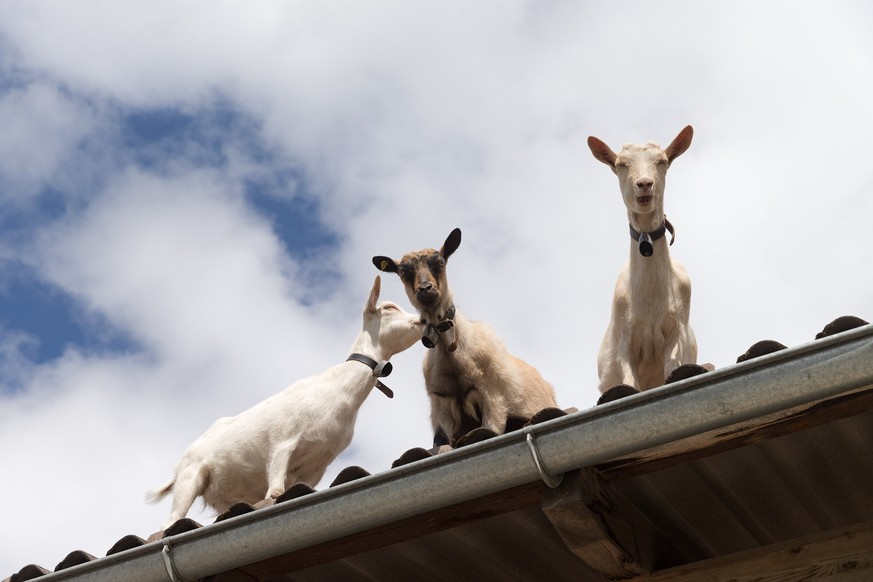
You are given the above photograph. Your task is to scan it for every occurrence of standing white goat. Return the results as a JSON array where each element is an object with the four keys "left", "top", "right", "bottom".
[
  {"left": 373, "top": 228, "right": 557, "bottom": 445},
  {"left": 587, "top": 126, "right": 698, "bottom": 392},
  {"left": 147, "top": 276, "right": 422, "bottom": 529}
]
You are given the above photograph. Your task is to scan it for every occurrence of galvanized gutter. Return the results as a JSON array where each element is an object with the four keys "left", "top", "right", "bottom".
[{"left": 37, "top": 325, "right": 873, "bottom": 582}]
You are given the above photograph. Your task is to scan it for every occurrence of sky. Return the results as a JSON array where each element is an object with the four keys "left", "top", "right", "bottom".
[{"left": 1, "top": 0, "right": 872, "bottom": 574}]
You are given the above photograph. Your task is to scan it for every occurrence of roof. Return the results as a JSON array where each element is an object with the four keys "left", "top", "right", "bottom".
[{"left": 7, "top": 315, "right": 873, "bottom": 582}]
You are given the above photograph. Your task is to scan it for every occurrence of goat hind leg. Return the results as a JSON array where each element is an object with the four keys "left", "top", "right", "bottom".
[{"left": 164, "top": 464, "right": 209, "bottom": 529}]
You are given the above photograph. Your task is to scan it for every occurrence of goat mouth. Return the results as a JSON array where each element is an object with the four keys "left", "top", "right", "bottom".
[
  {"left": 635, "top": 195, "right": 654, "bottom": 205},
  {"left": 415, "top": 290, "right": 439, "bottom": 307}
]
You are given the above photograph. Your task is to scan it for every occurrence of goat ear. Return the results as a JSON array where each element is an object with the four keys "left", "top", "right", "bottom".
[
  {"left": 441, "top": 228, "right": 462, "bottom": 260},
  {"left": 665, "top": 125, "right": 694, "bottom": 163},
  {"left": 587, "top": 136, "right": 617, "bottom": 172},
  {"left": 365, "top": 275, "right": 381, "bottom": 313},
  {"left": 372, "top": 256, "right": 398, "bottom": 273}
]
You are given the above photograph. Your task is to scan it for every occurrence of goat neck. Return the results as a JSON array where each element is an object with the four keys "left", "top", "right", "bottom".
[
  {"left": 628, "top": 206, "right": 665, "bottom": 238},
  {"left": 336, "top": 332, "right": 390, "bottom": 401},
  {"left": 626, "top": 219, "right": 677, "bottom": 321},
  {"left": 349, "top": 326, "right": 390, "bottom": 364}
]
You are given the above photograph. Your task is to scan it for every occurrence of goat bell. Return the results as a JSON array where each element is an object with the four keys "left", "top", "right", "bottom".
[
  {"left": 638, "top": 232, "right": 654, "bottom": 257},
  {"left": 422, "top": 325, "right": 439, "bottom": 349}
]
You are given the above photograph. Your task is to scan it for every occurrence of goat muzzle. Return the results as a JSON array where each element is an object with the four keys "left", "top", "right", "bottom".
[{"left": 415, "top": 289, "right": 438, "bottom": 307}]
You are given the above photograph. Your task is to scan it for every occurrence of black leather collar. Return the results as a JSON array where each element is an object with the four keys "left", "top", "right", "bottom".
[
  {"left": 629, "top": 217, "right": 675, "bottom": 257},
  {"left": 346, "top": 353, "right": 394, "bottom": 398}
]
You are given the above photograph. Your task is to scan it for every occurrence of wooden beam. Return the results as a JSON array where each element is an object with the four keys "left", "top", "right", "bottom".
[
  {"left": 635, "top": 519, "right": 873, "bottom": 582},
  {"left": 542, "top": 468, "right": 691, "bottom": 580}
]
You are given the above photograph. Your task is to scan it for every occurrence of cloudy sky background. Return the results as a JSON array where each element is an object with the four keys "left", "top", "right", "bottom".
[{"left": 2, "top": 1, "right": 872, "bottom": 573}]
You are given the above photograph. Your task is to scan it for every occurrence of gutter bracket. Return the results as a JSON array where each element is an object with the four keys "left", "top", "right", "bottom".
[
  {"left": 525, "top": 430, "right": 564, "bottom": 488},
  {"left": 162, "top": 540, "right": 186, "bottom": 582}
]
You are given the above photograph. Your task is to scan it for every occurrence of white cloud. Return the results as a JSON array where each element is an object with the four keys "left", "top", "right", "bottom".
[
  {"left": 0, "top": 83, "right": 104, "bottom": 200},
  {"left": 33, "top": 169, "right": 305, "bottom": 369}
]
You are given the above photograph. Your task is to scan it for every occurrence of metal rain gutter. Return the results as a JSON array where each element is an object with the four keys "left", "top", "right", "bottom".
[{"left": 37, "top": 324, "right": 873, "bottom": 582}]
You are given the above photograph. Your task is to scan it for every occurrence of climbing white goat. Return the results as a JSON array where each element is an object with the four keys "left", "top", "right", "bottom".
[
  {"left": 147, "top": 276, "right": 422, "bottom": 529},
  {"left": 374, "top": 228, "right": 557, "bottom": 445},
  {"left": 587, "top": 125, "right": 698, "bottom": 392}
]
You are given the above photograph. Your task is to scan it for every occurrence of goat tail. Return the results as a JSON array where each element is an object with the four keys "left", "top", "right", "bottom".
[{"left": 145, "top": 478, "right": 175, "bottom": 504}]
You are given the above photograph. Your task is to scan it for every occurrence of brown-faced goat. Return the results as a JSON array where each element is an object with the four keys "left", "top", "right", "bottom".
[
  {"left": 147, "top": 276, "right": 422, "bottom": 529},
  {"left": 374, "top": 228, "right": 557, "bottom": 445},
  {"left": 587, "top": 126, "right": 698, "bottom": 392}
]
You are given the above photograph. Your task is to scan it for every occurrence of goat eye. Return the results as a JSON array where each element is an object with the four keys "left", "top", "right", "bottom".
[
  {"left": 616, "top": 161, "right": 628, "bottom": 169},
  {"left": 398, "top": 264, "right": 414, "bottom": 280},
  {"left": 383, "top": 304, "right": 398, "bottom": 311}
]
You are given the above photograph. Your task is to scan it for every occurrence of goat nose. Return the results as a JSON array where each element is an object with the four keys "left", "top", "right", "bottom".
[
  {"left": 418, "top": 281, "right": 433, "bottom": 292},
  {"left": 636, "top": 178, "right": 654, "bottom": 190}
]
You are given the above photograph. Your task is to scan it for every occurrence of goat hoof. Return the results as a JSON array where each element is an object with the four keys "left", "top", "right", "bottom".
[{"left": 597, "top": 385, "right": 639, "bottom": 405}]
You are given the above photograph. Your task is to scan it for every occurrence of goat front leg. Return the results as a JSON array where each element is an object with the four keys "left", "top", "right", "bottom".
[
  {"left": 478, "top": 393, "right": 509, "bottom": 435},
  {"left": 265, "top": 438, "right": 301, "bottom": 500},
  {"left": 429, "top": 393, "right": 459, "bottom": 446},
  {"left": 612, "top": 331, "right": 642, "bottom": 389},
  {"left": 597, "top": 320, "right": 636, "bottom": 393},
  {"left": 664, "top": 324, "right": 698, "bottom": 378}
]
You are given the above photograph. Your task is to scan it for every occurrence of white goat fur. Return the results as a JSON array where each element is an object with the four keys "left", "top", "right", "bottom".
[
  {"left": 374, "top": 229, "right": 557, "bottom": 444},
  {"left": 588, "top": 126, "right": 698, "bottom": 392},
  {"left": 147, "top": 276, "right": 422, "bottom": 529}
]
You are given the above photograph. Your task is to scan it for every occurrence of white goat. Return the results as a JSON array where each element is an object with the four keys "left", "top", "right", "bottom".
[
  {"left": 374, "top": 228, "right": 557, "bottom": 445},
  {"left": 147, "top": 276, "right": 422, "bottom": 529},
  {"left": 587, "top": 126, "right": 698, "bottom": 392}
]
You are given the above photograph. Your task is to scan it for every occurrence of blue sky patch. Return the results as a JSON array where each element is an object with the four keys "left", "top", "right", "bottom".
[{"left": 0, "top": 261, "right": 140, "bottom": 366}]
